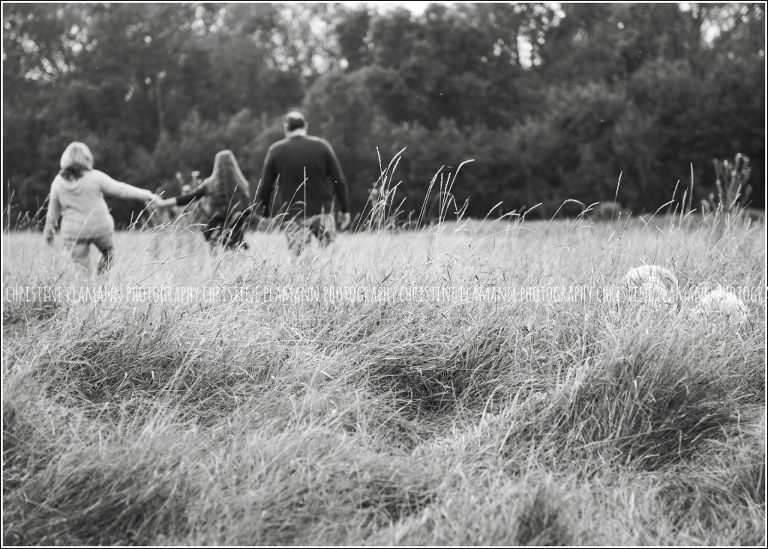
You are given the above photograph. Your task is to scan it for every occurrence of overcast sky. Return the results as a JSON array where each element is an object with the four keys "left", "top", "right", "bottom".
[{"left": 343, "top": 1, "right": 431, "bottom": 15}]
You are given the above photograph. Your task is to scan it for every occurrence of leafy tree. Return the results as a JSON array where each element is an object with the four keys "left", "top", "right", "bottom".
[{"left": 3, "top": 2, "right": 764, "bottom": 224}]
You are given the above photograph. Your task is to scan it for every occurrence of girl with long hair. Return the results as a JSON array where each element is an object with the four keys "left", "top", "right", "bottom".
[{"left": 155, "top": 150, "right": 254, "bottom": 250}]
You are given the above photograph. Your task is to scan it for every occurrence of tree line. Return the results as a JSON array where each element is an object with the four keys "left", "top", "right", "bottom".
[{"left": 3, "top": 2, "right": 764, "bottom": 226}]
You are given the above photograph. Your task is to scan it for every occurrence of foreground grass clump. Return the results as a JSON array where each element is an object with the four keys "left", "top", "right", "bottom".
[
  {"left": 2, "top": 211, "right": 765, "bottom": 545},
  {"left": 16, "top": 301, "right": 275, "bottom": 423},
  {"left": 501, "top": 323, "right": 746, "bottom": 472},
  {"left": 187, "top": 427, "right": 438, "bottom": 545},
  {"left": 657, "top": 428, "right": 766, "bottom": 546},
  {"left": 3, "top": 388, "right": 195, "bottom": 545}
]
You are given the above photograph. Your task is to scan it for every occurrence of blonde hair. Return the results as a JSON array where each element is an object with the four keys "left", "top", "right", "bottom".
[
  {"left": 59, "top": 142, "right": 94, "bottom": 181},
  {"left": 60, "top": 142, "right": 94, "bottom": 170}
]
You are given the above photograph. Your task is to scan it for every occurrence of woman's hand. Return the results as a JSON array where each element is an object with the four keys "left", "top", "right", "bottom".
[
  {"left": 153, "top": 197, "right": 177, "bottom": 209},
  {"left": 147, "top": 194, "right": 175, "bottom": 209}
]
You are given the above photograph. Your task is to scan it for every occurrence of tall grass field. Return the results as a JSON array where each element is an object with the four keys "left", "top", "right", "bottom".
[{"left": 2, "top": 205, "right": 765, "bottom": 545}]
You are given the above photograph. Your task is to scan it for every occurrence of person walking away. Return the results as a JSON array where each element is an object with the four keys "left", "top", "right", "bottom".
[
  {"left": 153, "top": 150, "right": 253, "bottom": 250},
  {"left": 253, "top": 111, "right": 351, "bottom": 256},
  {"left": 43, "top": 141, "right": 159, "bottom": 275}
]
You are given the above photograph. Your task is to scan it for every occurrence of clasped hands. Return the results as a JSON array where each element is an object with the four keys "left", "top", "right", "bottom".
[{"left": 146, "top": 194, "right": 176, "bottom": 210}]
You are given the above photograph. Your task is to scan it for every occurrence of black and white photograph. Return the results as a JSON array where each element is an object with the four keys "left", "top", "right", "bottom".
[{"left": 2, "top": 1, "right": 766, "bottom": 545}]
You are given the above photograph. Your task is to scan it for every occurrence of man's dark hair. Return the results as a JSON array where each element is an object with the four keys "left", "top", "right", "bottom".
[{"left": 284, "top": 111, "right": 307, "bottom": 132}]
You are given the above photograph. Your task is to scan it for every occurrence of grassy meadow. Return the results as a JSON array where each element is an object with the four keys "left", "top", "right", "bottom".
[{"left": 2, "top": 207, "right": 766, "bottom": 545}]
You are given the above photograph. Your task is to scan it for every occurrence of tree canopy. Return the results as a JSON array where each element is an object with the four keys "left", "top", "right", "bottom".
[{"left": 3, "top": 2, "right": 764, "bottom": 225}]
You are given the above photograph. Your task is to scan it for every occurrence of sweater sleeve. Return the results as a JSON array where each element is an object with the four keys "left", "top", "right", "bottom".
[
  {"left": 96, "top": 170, "right": 154, "bottom": 202},
  {"left": 174, "top": 184, "right": 208, "bottom": 207},
  {"left": 43, "top": 182, "right": 61, "bottom": 238},
  {"left": 254, "top": 147, "right": 277, "bottom": 217},
  {"left": 324, "top": 140, "right": 350, "bottom": 213}
]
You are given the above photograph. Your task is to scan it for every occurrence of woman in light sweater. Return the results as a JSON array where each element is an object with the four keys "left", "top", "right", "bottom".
[{"left": 43, "top": 142, "right": 159, "bottom": 274}]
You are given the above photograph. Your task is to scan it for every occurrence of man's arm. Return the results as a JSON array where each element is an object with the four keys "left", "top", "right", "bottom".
[
  {"left": 324, "top": 140, "right": 350, "bottom": 214},
  {"left": 254, "top": 147, "right": 277, "bottom": 217}
]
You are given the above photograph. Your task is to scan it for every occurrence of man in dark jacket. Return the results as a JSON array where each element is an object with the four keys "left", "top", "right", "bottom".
[{"left": 254, "top": 111, "right": 351, "bottom": 255}]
